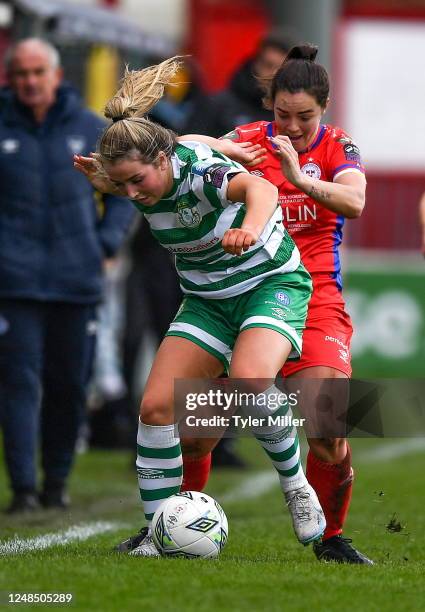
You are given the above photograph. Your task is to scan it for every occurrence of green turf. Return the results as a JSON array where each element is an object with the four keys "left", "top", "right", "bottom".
[{"left": 0, "top": 438, "right": 424, "bottom": 611}]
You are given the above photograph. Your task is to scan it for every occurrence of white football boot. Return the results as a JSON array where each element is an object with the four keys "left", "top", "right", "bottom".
[
  {"left": 285, "top": 483, "right": 326, "bottom": 545},
  {"left": 128, "top": 528, "right": 160, "bottom": 558}
]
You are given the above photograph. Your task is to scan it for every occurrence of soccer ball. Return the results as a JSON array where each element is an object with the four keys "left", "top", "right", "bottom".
[{"left": 151, "top": 491, "right": 228, "bottom": 558}]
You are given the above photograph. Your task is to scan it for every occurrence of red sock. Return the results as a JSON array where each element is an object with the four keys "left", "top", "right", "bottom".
[
  {"left": 306, "top": 444, "right": 353, "bottom": 540},
  {"left": 181, "top": 453, "right": 212, "bottom": 492}
]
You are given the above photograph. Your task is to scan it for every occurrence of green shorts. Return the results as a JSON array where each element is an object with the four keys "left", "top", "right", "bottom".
[{"left": 166, "top": 264, "right": 312, "bottom": 372}]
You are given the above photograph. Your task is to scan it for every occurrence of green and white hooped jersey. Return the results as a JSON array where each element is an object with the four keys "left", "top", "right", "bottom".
[{"left": 133, "top": 141, "right": 300, "bottom": 299}]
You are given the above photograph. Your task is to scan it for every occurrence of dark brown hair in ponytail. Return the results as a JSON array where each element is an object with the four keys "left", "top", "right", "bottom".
[{"left": 263, "top": 43, "right": 329, "bottom": 109}]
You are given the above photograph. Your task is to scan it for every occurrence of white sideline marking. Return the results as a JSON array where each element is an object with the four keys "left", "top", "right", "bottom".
[
  {"left": 357, "top": 438, "right": 425, "bottom": 462},
  {"left": 0, "top": 473, "right": 277, "bottom": 557},
  {"left": 0, "top": 520, "right": 123, "bottom": 556},
  {"left": 220, "top": 470, "right": 277, "bottom": 504}
]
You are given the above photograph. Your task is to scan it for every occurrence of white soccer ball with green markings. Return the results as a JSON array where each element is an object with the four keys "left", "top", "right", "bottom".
[{"left": 151, "top": 491, "right": 228, "bottom": 558}]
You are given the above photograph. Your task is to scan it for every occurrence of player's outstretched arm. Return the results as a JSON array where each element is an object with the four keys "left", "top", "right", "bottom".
[
  {"left": 178, "top": 134, "right": 266, "bottom": 167},
  {"left": 222, "top": 173, "right": 278, "bottom": 256}
]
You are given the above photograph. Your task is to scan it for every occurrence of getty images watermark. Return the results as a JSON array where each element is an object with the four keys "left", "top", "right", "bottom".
[
  {"left": 175, "top": 378, "right": 425, "bottom": 438},
  {"left": 176, "top": 383, "right": 305, "bottom": 434}
]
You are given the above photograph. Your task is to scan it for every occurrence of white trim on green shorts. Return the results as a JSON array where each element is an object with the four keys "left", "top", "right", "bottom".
[
  {"left": 239, "top": 315, "right": 302, "bottom": 359},
  {"left": 167, "top": 322, "right": 233, "bottom": 367}
]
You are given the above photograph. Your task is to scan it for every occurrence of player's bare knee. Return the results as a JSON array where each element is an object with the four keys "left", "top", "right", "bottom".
[
  {"left": 140, "top": 394, "right": 173, "bottom": 426},
  {"left": 320, "top": 437, "right": 344, "bottom": 450},
  {"left": 181, "top": 437, "right": 211, "bottom": 458},
  {"left": 229, "top": 368, "right": 273, "bottom": 395},
  {"left": 326, "top": 437, "right": 345, "bottom": 451},
  {"left": 310, "top": 437, "right": 346, "bottom": 462}
]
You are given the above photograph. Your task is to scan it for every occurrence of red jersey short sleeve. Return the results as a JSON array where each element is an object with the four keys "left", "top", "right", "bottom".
[{"left": 325, "top": 128, "right": 365, "bottom": 182}]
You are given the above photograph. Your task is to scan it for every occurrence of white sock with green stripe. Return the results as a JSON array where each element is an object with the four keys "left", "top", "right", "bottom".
[
  {"left": 136, "top": 420, "right": 183, "bottom": 525},
  {"left": 244, "top": 385, "right": 307, "bottom": 493}
]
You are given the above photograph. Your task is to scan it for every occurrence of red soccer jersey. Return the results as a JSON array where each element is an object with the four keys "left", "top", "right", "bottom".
[{"left": 230, "top": 121, "right": 365, "bottom": 289}]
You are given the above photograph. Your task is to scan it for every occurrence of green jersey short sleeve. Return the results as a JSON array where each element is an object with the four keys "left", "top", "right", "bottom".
[{"left": 133, "top": 141, "right": 300, "bottom": 299}]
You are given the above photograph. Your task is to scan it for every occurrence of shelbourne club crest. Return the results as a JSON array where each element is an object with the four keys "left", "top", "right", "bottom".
[
  {"left": 301, "top": 162, "right": 321, "bottom": 179},
  {"left": 177, "top": 200, "right": 201, "bottom": 228}
]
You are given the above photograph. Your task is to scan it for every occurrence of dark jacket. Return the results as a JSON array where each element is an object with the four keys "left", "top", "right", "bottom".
[
  {"left": 0, "top": 84, "right": 134, "bottom": 303},
  {"left": 185, "top": 58, "right": 274, "bottom": 137}
]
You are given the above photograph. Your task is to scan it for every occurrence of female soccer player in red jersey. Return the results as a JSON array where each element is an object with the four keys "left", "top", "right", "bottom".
[
  {"left": 224, "top": 43, "right": 372, "bottom": 564},
  {"left": 182, "top": 43, "right": 372, "bottom": 564}
]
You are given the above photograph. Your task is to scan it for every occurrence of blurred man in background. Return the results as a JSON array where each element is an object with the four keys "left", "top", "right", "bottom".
[
  {"left": 186, "top": 28, "right": 295, "bottom": 137},
  {"left": 0, "top": 38, "right": 133, "bottom": 513}
]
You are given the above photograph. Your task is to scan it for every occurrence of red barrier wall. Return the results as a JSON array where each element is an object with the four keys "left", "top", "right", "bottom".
[
  {"left": 346, "top": 172, "right": 424, "bottom": 250},
  {"left": 187, "top": 0, "right": 270, "bottom": 92}
]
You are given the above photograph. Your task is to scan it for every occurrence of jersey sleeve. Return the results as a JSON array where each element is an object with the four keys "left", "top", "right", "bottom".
[
  {"left": 327, "top": 132, "right": 366, "bottom": 181},
  {"left": 220, "top": 128, "right": 243, "bottom": 143},
  {"left": 189, "top": 156, "right": 247, "bottom": 207},
  {"left": 220, "top": 121, "right": 267, "bottom": 145}
]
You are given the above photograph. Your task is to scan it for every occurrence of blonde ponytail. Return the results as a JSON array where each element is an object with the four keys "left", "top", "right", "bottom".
[
  {"left": 104, "top": 56, "right": 183, "bottom": 121},
  {"left": 98, "top": 57, "right": 182, "bottom": 164}
]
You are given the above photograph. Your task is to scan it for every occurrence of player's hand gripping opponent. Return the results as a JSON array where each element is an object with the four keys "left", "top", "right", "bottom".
[
  {"left": 221, "top": 141, "right": 267, "bottom": 168},
  {"left": 269, "top": 135, "right": 303, "bottom": 187}
]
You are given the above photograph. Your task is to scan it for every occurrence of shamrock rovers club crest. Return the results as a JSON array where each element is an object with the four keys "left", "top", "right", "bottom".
[{"left": 177, "top": 199, "right": 201, "bottom": 228}]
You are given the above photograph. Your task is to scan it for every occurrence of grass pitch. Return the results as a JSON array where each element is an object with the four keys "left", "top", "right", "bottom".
[{"left": 0, "top": 438, "right": 424, "bottom": 611}]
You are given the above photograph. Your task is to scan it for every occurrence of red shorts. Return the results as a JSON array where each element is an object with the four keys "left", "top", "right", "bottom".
[{"left": 282, "top": 273, "right": 353, "bottom": 377}]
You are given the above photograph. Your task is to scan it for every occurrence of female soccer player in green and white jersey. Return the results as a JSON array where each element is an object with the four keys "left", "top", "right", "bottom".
[{"left": 74, "top": 58, "right": 325, "bottom": 557}]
